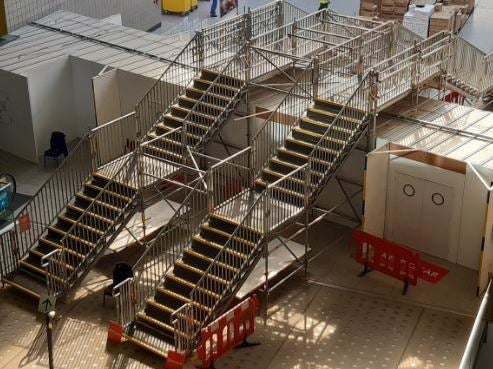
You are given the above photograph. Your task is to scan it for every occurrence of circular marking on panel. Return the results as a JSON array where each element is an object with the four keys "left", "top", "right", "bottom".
[
  {"left": 402, "top": 184, "right": 415, "bottom": 197},
  {"left": 432, "top": 193, "right": 445, "bottom": 206}
]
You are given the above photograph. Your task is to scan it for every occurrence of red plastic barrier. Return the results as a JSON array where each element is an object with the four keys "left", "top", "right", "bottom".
[
  {"left": 350, "top": 230, "right": 449, "bottom": 290},
  {"left": 351, "top": 229, "right": 419, "bottom": 286},
  {"left": 197, "top": 295, "right": 259, "bottom": 368},
  {"left": 165, "top": 351, "right": 186, "bottom": 369},
  {"left": 107, "top": 321, "right": 123, "bottom": 344}
]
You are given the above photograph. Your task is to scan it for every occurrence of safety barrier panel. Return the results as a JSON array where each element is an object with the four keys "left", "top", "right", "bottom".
[
  {"left": 350, "top": 230, "right": 448, "bottom": 294},
  {"left": 197, "top": 295, "right": 259, "bottom": 368}
]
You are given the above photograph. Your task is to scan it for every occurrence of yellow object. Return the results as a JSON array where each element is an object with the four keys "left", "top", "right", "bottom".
[
  {"left": 0, "top": 0, "right": 7, "bottom": 37},
  {"left": 162, "top": 0, "right": 192, "bottom": 15},
  {"left": 191, "top": 0, "right": 198, "bottom": 10}
]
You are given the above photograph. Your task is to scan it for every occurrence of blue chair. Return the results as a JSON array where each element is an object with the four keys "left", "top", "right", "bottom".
[{"left": 44, "top": 131, "right": 68, "bottom": 167}]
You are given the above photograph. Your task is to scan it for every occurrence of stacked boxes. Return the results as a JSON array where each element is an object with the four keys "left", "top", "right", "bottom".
[
  {"left": 429, "top": 4, "right": 468, "bottom": 35},
  {"left": 360, "top": 0, "right": 380, "bottom": 17},
  {"left": 403, "top": 4, "right": 435, "bottom": 39}
]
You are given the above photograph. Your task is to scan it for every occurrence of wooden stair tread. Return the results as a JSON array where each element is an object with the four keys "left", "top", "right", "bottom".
[
  {"left": 84, "top": 182, "right": 132, "bottom": 202},
  {"left": 201, "top": 224, "right": 256, "bottom": 248},
  {"left": 66, "top": 204, "right": 113, "bottom": 224},
  {"left": 184, "top": 249, "right": 239, "bottom": 273}
]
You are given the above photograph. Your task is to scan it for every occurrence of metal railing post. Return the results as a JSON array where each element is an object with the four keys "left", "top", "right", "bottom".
[
  {"left": 276, "top": 0, "right": 284, "bottom": 29},
  {"left": 195, "top": 30, "right": 205, "bottom": 69},
  {"left": 291, "top": 19, "right": 298, "bottom": 55},
  {"left": 368, "top": 70, "right": 379, "bottom": 150},
  {"left": 262, "top": 192, "right": 271, "bottom": 318},
  {"left": 206, "top": 165, "right": 214, "bottom": 213},
  {"left": 312, "top": 56, "right": 320, "bottom": 99},
  {"left": 245, "top": 8, "right": 253, "bottom": 42},
  {"left": 304, "top": 164, "right": 311, "bottom": 281},
  {"left": 88, "top": 129, "right": 97, "bottom": 172},
  {"left": 136, "top": 145, "right": 146, "bottom": 238}
]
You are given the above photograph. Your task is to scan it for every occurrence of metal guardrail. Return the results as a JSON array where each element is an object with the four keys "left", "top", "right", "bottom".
[
  {"left": 0, "top": 114, "right": 137, "bottom": 281},
  {"left": 45, "top": 153, "right": 140, "bottom": 296},
  {"left": 458, "top": 280, "right": 492, "bottom": 369}
]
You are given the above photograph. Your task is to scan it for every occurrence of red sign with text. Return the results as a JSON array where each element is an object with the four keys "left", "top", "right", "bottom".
[{"left": 350, "top": 230, "right": 448, "bottom": 286}]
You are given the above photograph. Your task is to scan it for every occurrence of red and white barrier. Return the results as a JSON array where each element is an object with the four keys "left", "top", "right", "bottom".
[
  {"left": 197, "top": 295, "right": 259, "bottom": 368},
  {"left": 350, "top": 230, "right": 448, "bottom": 293}
]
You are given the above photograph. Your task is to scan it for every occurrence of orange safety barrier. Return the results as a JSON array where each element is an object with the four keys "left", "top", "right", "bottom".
[{"left": 197, "top": 295, "right": 259, "bottom": 368}]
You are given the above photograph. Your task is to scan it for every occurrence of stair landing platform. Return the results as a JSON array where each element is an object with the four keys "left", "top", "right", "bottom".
[
  {"left": 97, "top": 154, "right": 181, "bottom": 189},
  {"left": 215, "top": 189, "right": 304, "bottom": 232}
]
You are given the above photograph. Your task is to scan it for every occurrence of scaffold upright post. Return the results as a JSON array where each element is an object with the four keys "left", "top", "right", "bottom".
[{"left": 312, "top": 56, "right": 320, "bottom": 99}]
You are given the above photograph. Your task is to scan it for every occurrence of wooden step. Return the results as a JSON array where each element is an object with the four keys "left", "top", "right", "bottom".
[
  {"left": 171, "top": 105, "right": 217, "bottom": 121},
  {"left": 84, "top": 182, "right": 132, "bottom": 202},
  {"left": 307, "top": 107, "right": 362, "bottom": 125},
  {"left": 136, "top": 312, "right": 175, "bottom": 335},
  {"left": 48, "top": 226, "right": 96, "bottom": 248},
  {"left": 201, "top": 68, "right": 245, "bottom": 85},
  {"left": 183, "top": 249, "right": 238, "bottom": 273},
  {"left": 30, "top": 248, "right": 75, "bottom": 271},
  {"left": 254, "top": 179, "right": 306, "bottom": 199},
  {"left": 195, "top": 77, "right": 241, "bottom": 91},
  {"left": 210, "top": 213, "right": 262, "bottom": 236},
  {"left": 58, "top": 214, "right": 105, "bottom": 236},
  {"left": 19, "top": 260, "right": 68, "bottom": 284},
  {"left": 179, "top": 95, "right": 225, "bottom": 112},
  {"left": 38, "top": 238, "right": 86, "bottom": 260},
  {"left": 313, "top": 98, "right": 365, "bottom": 114},
  {"left": 174, "top": 260, "right": 228, "bottom": 285},
  {"left": 186, "top": 86, "right": 231, "bottom": 105},
  {"left": 121, "top": 331, "right": 168, "bottom": 359},
  {"left": 66, "top": 204, "right": 113, "bottom": 225},
  {"left": 92, "top": 173, "right": 137, "bottom": 192},
  {"left": 165, "top": 273, "right": 220, "bottom": 299},
  {"left": 156, "top": 287, "right": 211, "bottom": 312},
  {"left": 152, "top": 122, "right": 202, "bottom": 142},
  {"left": 75, "top": 193, "right": 123, "bottom": 213},
  {"left": 192, "top": 235, "right": 248, "bottom": 260},
  {"left": 201, "top": 224, "right": 256, "bottom": 248}
]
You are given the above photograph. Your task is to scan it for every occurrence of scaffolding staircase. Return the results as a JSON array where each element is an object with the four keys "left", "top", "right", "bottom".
[
  {"left": 2, "top": 154, "right": 140, "bottom": 299},
  {"left": 143, "top": 68, "right": 246, "bottom": 162},
  {"left": 117, "top": 66, "right": 371, "bottom": 357}
]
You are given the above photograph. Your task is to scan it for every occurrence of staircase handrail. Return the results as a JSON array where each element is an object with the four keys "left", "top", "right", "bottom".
[
  {"left": 45, "top": 152, "right": 141, "bottom": 296},
  {"left": 0, "top": 114, "right": 136, "bottom": 280}
]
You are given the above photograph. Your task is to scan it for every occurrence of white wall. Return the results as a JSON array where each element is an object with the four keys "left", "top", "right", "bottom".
[
  {"left": 364, "top": 143, "right": 390, "bottom": 237},
  {"left": 459, "top": 166, "right": 489, "bottom": 270},
  {"left": 70, "top": 56, "right": 102, "bottom": 135},
  {"left": 93, "top": 68, "right": 122, "bottom": 124},
  {"left": 117, "top": 69, "right": 156, "bottom": 115},
  {"left": 0, "top": 70, "right": 37, "bottom": 162},
  {"left": 27, "top": 56, "right": 77, "bottom": 161}
]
